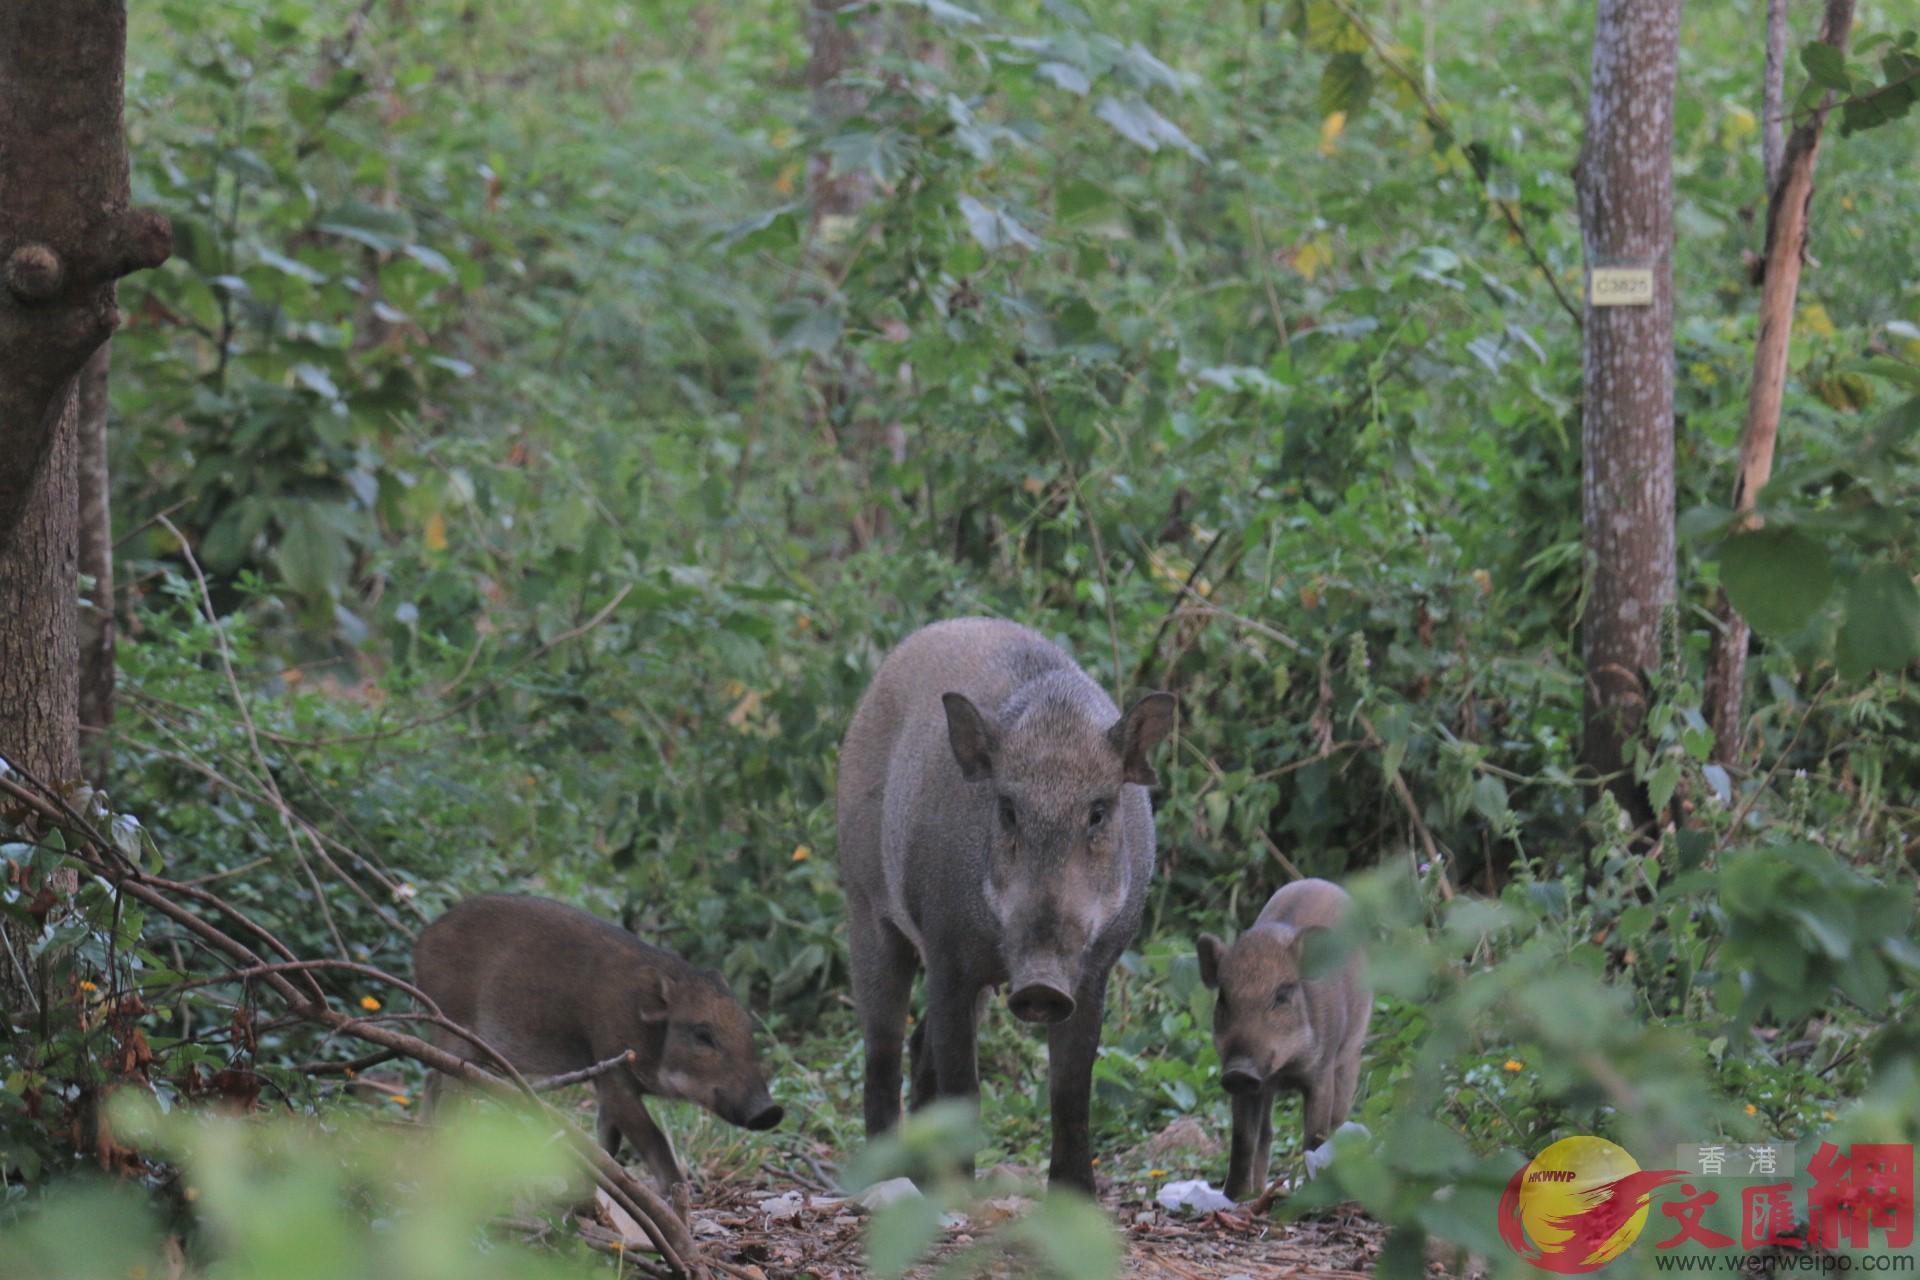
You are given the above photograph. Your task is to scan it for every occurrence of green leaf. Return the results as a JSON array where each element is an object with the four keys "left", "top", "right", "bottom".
[
  {"left": 313, "top": 200, "right": 415, "bottom": 252},
  {"left": 1009, "top": 1194, "right": 1122, "bottom": 1280},
  {"left": 1836, "top": 562, "right": 1920, "bottom": 676},
  {"left": 1720, "top": 527, "right": 1833, "bottom": 635},
  {"left": 1648, "top": 756, "right": 1682, "bottom": 815},
  {"left": 957, "top": 195, "right": 1042, "bottom": 252},
  {"left": 1800, "top": 43, "right": 1852, "bottom": 92},
  {"left": 1841, "top": 49, "right": 1920, "bottom": 135},
  {"left": 1845, "top": 356, "right": 1920, "bottom": 389},
  {"left": 1470, "top": 774, "right": 1509, "bottom": 825},
  {"left": 1318, "top": 53, "right": 1374, "bottom": 117},
  {"left": 1093, "top": 96, "right": 1206, "bottom": 161}
]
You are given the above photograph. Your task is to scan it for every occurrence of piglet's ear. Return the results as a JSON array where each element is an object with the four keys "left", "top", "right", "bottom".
[
  {"left": 1110, "top": 692, "right": 1177, "bottom": 786},
  {"left": 1196, "top": 933, "right": 1225, "bottom": 989},
  {"left": 942, "top": 692, "right": 999, "bottom": 781},
  {"left": 636, "top": 971, "right": 674, "bottom": 1024}
]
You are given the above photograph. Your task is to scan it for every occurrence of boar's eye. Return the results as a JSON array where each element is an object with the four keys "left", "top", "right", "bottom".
[
  {"left": 997, "top": 795, "right": 1018, "bottom": 831},
  {"left": 1272, "top": 983, "right": 1297, "bottom": 1008},
  {"left": 1086, "top": 799, "right": 1109, "bottom": 831},
  {"left": 690, "top": 1025, "right": 718, "bottom": 1050}
]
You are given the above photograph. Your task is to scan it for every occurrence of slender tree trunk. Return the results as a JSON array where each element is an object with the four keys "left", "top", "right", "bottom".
[
  {"left": 804, "top": 0, "right": 888, "bottom": 549},
  {"left": 1574, "top": 0, "right": 1683, "bottom": 828},
  {"left": 804, "top": 0, "right": 881, "bottom": 235},
  {"left": 1703, "top": 0, "right": 1855, "bottom": 761},
  {"left": 1762, "top": 0, "right": 1789, "bottom": 193},
  {"left": 0, "top": 0, "right": 170, "bottom": 1018},
  {"left": 77, "top": 343, "right": 115, "bottom": 784}
]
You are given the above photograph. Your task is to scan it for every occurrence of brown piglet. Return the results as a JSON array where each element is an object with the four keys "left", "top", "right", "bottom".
[
  {"left": 413, "top": 894, "right": 782, "bottom": 1190},
  {"left": 1196, "top": 877, "right": 1369, "bottom": 1202}
]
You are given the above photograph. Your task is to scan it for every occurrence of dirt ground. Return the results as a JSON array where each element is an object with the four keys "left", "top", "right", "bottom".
[{"left": 579, "top": 1169, "right": 1469, "bottom": 1279}]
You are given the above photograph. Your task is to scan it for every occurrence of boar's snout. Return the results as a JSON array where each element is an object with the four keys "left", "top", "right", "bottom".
[
  {"left": 1008, "top": 981, "right": 1076, "bottom": 1024},
  {"left": 1220, "top": 1061, "right": 1264, "bottom": 1095},
  {"left": 745, "top": 1102, "right": 784, "bottom": 1131}
]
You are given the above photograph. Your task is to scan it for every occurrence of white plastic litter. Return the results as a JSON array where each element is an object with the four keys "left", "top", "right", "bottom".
[
  {"left": 757, "top": 1190, "right": 807, "bottom": 1221},
  {"left": 853, "top": 1177, "right": 922, "bottom": 1212},
  {"left": 1155, "top": 1178, "right": 1236, "bottom": 1214},
  {"left": 1305, "top": 1120, "right": 1373, "bottom": 1181}
]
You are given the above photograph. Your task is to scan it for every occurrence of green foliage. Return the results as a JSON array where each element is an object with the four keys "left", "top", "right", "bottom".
[
  {"left": 848, "top": 1101, "right": 1120, "bottom": 1280},
  {"left": 0, "top": 1101, "right": 592, "bottom": 1280},
  {"left": 3, "top": 0, "right": 1919, "bottom": 1274}
]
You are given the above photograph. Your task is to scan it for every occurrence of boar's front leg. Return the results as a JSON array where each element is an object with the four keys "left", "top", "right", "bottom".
[
  {"left": 1251, "top": 1082, "right": 1277, "bottom": 1196},
  {"left": 923, "top": 967, "right": 982, "bottom": 1179},
  {"left": 595, "top": 1074, "right": 687, "bottom": 1190},
  {"left": 1224, "top": 1087, "right": 1267, "bottom": 1202},
  {"left": 1044, "top": 969, "right": 1111, "bottom": 1194}
]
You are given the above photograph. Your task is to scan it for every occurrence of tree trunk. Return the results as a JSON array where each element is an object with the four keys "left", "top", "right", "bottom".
[
  {"left": 1574, "top": 0, "right": 1683, "bottom": 828},
  {"left": 803, "top": 0, "right": 889, "bottom": 550},
  {"left": 804, "top": 0, "right": 882, "bottom": 235},
  {"left": 0, "top": 394, "right": 79, "bottom": 1017},
  {"left": 0, "top": 0, "right": 170, "bottom": 1018},
  {"left": 1762, "top": 0, "right": 1789, "bottom": 194},
  {"left": 77, "top": 343, "right": 115, "bottom": 784},
  {"left": 1703, "top": 0, "right": 1855, "bottom": 762}
]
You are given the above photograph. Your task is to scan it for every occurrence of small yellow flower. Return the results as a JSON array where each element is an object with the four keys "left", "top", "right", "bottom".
[
  {"left": 1822, "top": 1110, "right": 1836, "bottom": 1121},
  {"left": 78, "top": 980, "right": 98, "bottom": 993},
  {"left": 792, "top": 845, "right": 811, "bottom": 863},
  {"left": 389, "top": 1093, "right": 410, "bottom": 1106},
  {"left": 1148, "top": 1168, "right": 1167, "bottom": 1177},
  {"left": 360, "top": 995, "right": 381, "bottom": 1011},
  {"left": 1744, "top": 1104, "right": 1758, "bottom": 1116},
  {"left": 1503, "top": 1059, "right": 1524, "bottom": 1072}
]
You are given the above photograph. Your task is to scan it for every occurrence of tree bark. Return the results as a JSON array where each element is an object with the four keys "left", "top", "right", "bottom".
[
  {"left": 1703, "top": 0, "right": 1855, "bottom": 762},
  {"left": 0, "top": 394, "right": 79, "bottom": 1016},
  {"left": 804, "top": 0, "right": 882, "bottom": 234},
  {"left": 0, "top": 0, "right": 170, "bottom": 1018},
  {"left": 0, "top": 2, "right": 170, "bottom": 551},
  {"left": 77, "top": 343, "right": 115, "bottom": 784},
  {"left": 1762, "top": 0, "right": 1789, "bottom": 193},
  {"left": 1574, "top": 0, "right": 1683, "bottom": 827}
]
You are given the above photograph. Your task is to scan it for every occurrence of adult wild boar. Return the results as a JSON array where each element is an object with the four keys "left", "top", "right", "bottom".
[
  {"left": 414, "top": 894, "right": 782, "bottom": 1191},
  {"left": 1196, "top": 877, "right": 1370, "bottom": 1201},
  {"left": 837, "top": 617, "right": 1175, "bottom": 1192}
]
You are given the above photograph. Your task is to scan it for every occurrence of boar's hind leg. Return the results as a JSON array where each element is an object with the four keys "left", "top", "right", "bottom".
[
  {"left": 596, "top": 1111, "right": 623, "bottom": 1159},
  {"left": 1302, "top": 1081, "right": 1338, "bottom": 1152},
  {"left": 1223, "top": 1087, "right": 1267, "bottom": 1203},
  {"left": 1329, "top": 1025, "right": 1365, "bottom": 1127},
  {"left": 595, "top": 1075, "right": 687, "bottom": 1190},
  {"left": 850, "top": 909, "right": 918, "bottom": 1139},
  {"left": 909, "top": 986, "right": 986, "bottom": 1112},
  {"left": 906, "top": 1018, "right": 936, "bottom": 1112},
  {"left": 1044, "top": 971, "right": 1111, "bottom": 1194}
]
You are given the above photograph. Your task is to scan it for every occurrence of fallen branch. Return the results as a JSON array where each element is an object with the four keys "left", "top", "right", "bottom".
[{"left": 1, "top": 771, "right": 709, "bottom": 1278}]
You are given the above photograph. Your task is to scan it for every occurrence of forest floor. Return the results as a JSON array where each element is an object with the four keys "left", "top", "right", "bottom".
[
  {"left": 610, "top": 1174, "right": 1457, "bottom": 1279},
  {"left": 567, "top": 1135, "right": 1482, "bottom": 1280}
]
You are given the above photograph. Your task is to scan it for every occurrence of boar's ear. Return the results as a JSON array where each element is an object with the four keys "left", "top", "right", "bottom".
[
  {"left": 636, "top": 971, "right": 675, "bottom": 1024},
  {"left": 1196, "top": 933, "right": 1225, "bottom": 989},
  {"left": 942, "top": 692, "right": 999, "bottom": 781},
  {"left": 1110, "top": 692, "right": 1177, "bottom": 787}
]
